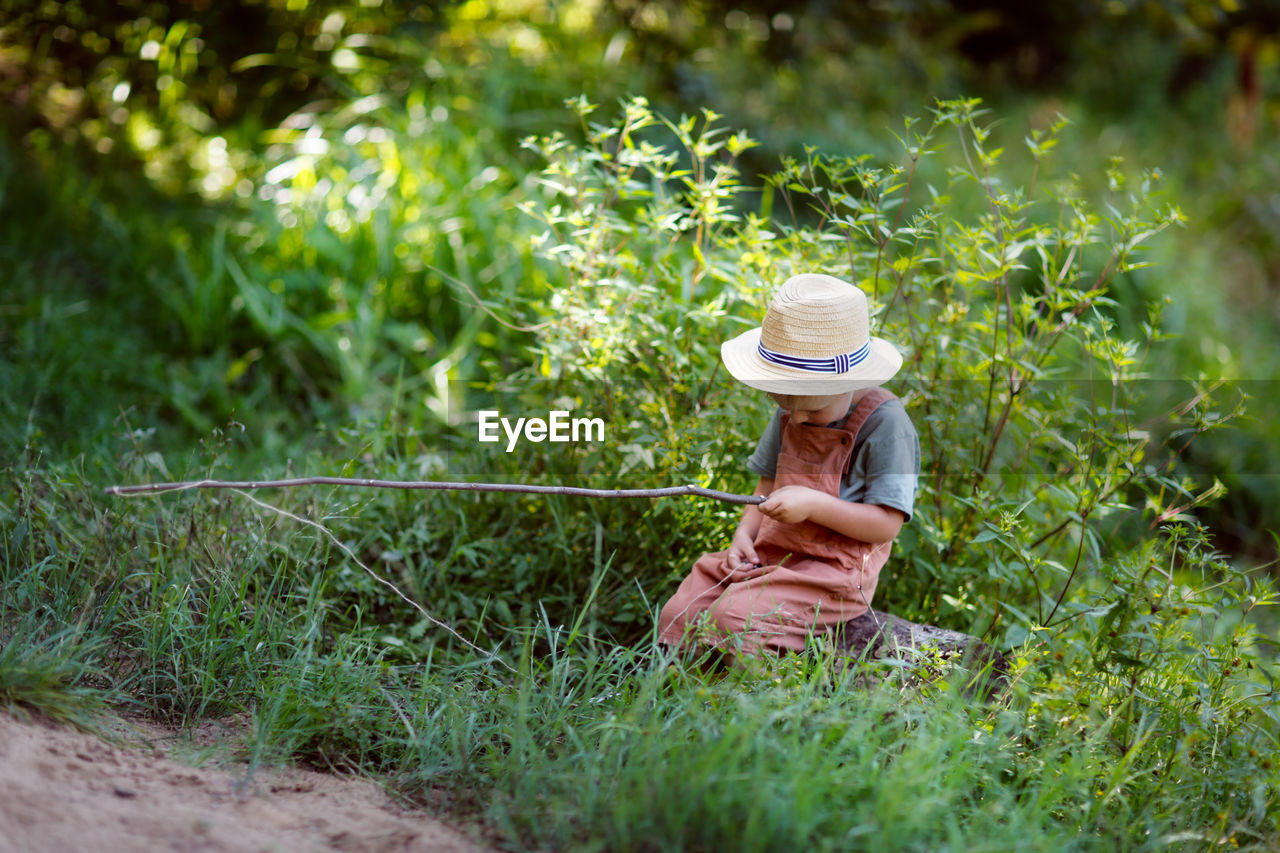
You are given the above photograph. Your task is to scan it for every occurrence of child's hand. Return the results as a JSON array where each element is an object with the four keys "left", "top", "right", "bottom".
[
  {"left": 757, "top": 485, "right": 823, "bottom": 524},
  {"left": 724, "top": 529, "right": 761, "bottom": 572}
]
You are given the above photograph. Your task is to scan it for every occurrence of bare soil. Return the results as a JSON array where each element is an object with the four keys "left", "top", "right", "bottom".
[{"left": 0, "top": 710, "right": 488, "bottom": 853}]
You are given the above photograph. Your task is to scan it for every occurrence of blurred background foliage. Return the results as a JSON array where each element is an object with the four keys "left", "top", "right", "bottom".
[{"left": 2, "top": 0, "right": 1277, "bottom": 602}]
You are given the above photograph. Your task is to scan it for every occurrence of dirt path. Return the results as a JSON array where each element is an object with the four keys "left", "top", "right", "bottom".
[{"left": 0, "top": 711, "right": 487, "bottom": 853}]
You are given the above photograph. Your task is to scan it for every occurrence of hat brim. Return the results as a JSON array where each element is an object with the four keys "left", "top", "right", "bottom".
[{"left": 720, "top": 327, "right": 903, "bottom": 395}]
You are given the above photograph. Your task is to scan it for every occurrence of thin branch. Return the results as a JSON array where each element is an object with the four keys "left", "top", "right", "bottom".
[
  {"left": 229, "top": 489, "right": 520, "bottom": 675},
  {"left": 105, "top": 477, "right": 765, "bottom": 505},
  {"left": 427, "top": 263, "right": 551, "bottom": 333}
]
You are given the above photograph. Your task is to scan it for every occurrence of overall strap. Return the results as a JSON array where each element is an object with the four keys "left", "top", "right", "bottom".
[{"left": 838, "top": 388, "right": 896, "bottom": 471}]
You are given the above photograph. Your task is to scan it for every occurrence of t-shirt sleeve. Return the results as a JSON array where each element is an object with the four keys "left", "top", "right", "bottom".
[
  {"left": 850, "top": 402, "right": 921, "bottom": 522},
  {"left": 745, "top": 408, "right": 784, "bottom": 479}
]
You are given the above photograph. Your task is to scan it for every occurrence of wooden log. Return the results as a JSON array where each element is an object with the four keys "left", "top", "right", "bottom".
[{"left": 831, "top": 609, "right": 1010, "bottom": 698}]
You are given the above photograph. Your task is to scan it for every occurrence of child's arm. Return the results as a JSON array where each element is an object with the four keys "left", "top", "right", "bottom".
[
  {"left": 757, "top": 485, "right": 905, "bottom": 544},
  {"left": 723, "top": 477, "right": 774, "bottom": 571}
]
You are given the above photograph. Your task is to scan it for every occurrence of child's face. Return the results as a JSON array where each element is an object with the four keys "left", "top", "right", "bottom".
[{"left": 767, "top": 391, "right": 855, "bottom": 426}]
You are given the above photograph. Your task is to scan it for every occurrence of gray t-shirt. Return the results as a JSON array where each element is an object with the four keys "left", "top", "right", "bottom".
[{"left": 746, "top": 398, "right": 921, "bottom": 521}]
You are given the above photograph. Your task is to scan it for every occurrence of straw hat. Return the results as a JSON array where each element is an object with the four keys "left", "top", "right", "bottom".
[{"left": 720, "top": 273, "right": 903, "bottom": 394}]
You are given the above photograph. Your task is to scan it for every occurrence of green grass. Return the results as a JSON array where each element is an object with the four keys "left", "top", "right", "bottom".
[
  {"left": 3, "top": 443, "right": 1276, "bottom": 850},
  {"left": 0, "top": 615, "right": 115, "bottom": 729}
]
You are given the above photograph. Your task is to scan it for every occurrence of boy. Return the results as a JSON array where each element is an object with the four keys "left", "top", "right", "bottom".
[{"left": 658, "top": 273, "right": 920, "bottom": 655}]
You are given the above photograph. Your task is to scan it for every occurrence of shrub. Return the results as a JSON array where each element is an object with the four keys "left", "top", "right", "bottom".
[{"left": 505, "top": 96, "right": 1202, "bottom": 639}]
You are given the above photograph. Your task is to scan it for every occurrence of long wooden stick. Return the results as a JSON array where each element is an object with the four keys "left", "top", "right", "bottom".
[{"left": 104, "top": 477, "right": 765, "bottom": 505}]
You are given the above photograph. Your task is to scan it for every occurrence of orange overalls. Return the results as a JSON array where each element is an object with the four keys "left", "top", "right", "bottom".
[{"left": 657, "top": 389, "right": 897, "bottom": 654}]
